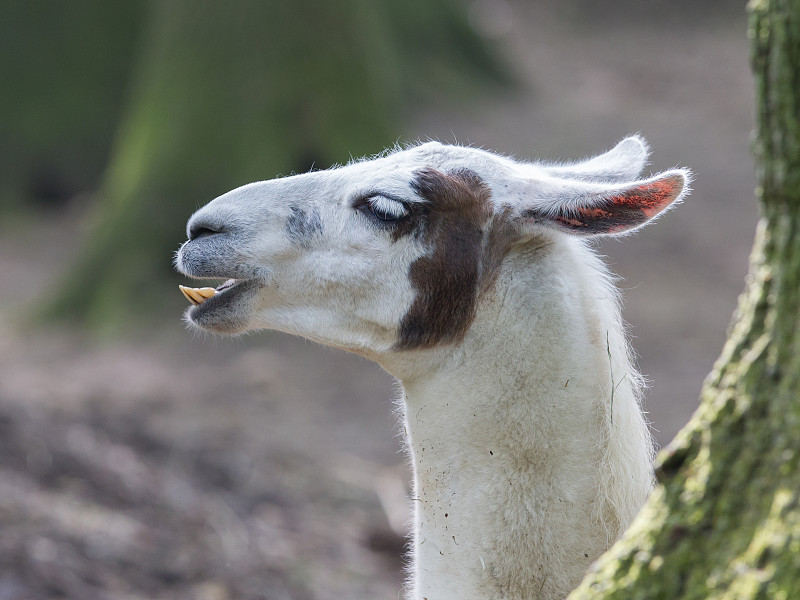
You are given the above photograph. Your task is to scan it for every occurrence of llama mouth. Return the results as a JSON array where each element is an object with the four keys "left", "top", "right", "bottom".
[
  {"left": 179, "top": 278, "right": 261, "bottom": 334},
  {"left": 178, "top": 278, "right": 241, "bottom": 306}
]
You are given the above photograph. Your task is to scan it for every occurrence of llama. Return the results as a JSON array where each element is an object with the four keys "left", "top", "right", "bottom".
[{"left": 175, "top": 136, "right": 689, "bottom": 599}]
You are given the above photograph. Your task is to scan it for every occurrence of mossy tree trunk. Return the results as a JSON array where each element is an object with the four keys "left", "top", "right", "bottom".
[
  {"left": 569, "top": 1, "right": 800, "bottom": 597},
  {"left": 47, "top": 0, "right": 506, "bottom": 329}
]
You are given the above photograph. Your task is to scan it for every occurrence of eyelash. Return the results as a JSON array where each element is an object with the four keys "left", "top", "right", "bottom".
[{"left": 359, "top": 195, "right": 409, "bottom": 223}]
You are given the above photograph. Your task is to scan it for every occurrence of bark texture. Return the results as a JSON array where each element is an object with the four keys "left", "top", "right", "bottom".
[{"left": 569, "top": 1, "right": 800, "bottom": 598}]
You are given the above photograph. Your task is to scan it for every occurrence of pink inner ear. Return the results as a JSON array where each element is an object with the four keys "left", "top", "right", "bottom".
[
  {"left": 607, "top": 174, "right": 684, "bottom": 218},
  {"left": 553, "top": 173, "right": 685, "bottom": 235}
]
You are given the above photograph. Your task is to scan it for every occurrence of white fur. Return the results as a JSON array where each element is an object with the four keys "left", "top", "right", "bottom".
[{"left": 175, "top": 137, "right": 689, "bottom": 599}]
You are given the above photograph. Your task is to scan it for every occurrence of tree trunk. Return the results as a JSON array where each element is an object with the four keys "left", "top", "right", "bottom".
[
  {"left": 569, "top": 0, "right": 800, "bottom": 597},
  {"left": 46, "top": 0, "right": 507, "bottom": 328}
]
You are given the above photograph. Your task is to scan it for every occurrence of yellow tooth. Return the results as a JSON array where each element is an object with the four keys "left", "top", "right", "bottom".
[
  {"left": 179, "top": 285, "right": 200, "bottom": 305},
  {"left": 179, "top": 285, "right": 218, "bottom": 306}
]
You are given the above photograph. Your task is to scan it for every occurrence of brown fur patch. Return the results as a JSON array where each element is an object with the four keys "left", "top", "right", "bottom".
[{"left": 394, "top": 168, "right": 513, "bottom": 351}]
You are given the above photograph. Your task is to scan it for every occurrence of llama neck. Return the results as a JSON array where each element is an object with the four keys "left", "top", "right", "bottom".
[{"left": 392, "top": 241, "right": 654, "bottom": 600}]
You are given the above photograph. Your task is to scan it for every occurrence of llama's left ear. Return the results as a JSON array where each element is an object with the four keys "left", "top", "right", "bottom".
[
  {"left": 542, "top": 135, "right": 650, "bottom": 183},
  {"left": 513, "top": 169, "right": 690, "bottom": 237}
]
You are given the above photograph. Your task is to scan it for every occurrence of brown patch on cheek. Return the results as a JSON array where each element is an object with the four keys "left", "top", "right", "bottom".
[{"left": 394, "top": 168, "right": 513, "bottom": 351}]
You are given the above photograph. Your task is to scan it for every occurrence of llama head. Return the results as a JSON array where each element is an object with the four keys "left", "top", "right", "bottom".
[{"left": 175, "top": 137, "right": 689, "bottom": 357}]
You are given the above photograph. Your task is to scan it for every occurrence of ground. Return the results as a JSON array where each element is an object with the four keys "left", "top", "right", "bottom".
[{"left": 0, "top": 4, "right": 757, "bottom": 599}]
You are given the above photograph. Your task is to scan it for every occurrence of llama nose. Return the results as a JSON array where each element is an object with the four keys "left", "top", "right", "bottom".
[{"left": 188, "top": 220, "right": 228, "bottom": 241}]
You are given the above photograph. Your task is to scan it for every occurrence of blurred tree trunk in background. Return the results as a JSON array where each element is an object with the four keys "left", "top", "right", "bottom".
[
  {"left": 0, "top": 2, "right": 145, "bottom": 208},
  {"left": 569, "top": 0, "right": 800, "bottom": 597},
  {"left": 48, "top": 0, "right": 507, "bottom": 328}
]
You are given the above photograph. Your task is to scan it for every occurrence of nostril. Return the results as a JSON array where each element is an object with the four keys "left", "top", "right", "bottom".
[{"left": 188, "top": 222, "right": 226, "bottom": 241}]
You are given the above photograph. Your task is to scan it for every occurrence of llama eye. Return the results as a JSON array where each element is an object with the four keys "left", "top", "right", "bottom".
[{"left": 365, "top": 196, "right": 408, "bottom": 222}]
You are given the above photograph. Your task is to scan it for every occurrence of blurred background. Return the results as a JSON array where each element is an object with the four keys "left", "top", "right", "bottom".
[{"left": 0, "top": 1, "right": 756, "bottom": 599}]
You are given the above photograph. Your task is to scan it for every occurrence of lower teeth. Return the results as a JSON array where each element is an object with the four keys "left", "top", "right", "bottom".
[{"left": 179, "top": 285, "right": 217, "bottom": 306}]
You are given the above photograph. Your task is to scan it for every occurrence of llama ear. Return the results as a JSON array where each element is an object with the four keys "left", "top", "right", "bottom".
[
  {"left": 515, "top": 169, "right": 690, "bottom": 237},
  {"left": 542, "top": 136, "right": 650, "bottom": 183}
]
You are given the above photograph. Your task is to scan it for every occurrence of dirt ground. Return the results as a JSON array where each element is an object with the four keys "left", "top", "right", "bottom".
[{"left": 0, "top": 4, "right": 757, "bottom": 600}]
